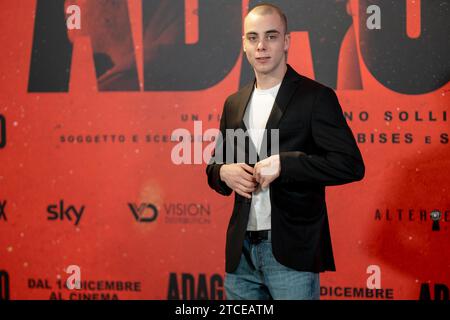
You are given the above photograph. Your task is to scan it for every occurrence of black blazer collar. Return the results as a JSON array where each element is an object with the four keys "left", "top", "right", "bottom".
[{"left": 237, "top": 64, "right": 302, "bottom": 132}]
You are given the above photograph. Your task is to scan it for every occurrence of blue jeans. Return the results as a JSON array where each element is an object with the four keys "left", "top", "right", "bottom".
[{"left": 225, "top": 231, "right": 320, "bottom": 300}]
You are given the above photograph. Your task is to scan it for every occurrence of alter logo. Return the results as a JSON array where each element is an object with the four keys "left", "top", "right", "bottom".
[{"left": 430, "top": 210, "right": 442, "bottom": 231}]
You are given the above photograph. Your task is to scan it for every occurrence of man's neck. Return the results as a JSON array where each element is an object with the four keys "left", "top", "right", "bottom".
[{"left": 255, "top": 63, "right": 287, "bottom": 90}]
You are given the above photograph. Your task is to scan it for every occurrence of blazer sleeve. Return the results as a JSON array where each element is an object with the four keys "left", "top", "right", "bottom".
[
  {"left": 279, "top": 86, "right": 365, "bottom": 186},
  {"left": 205, "top": 98, "right": 233, "bottom": 196}
]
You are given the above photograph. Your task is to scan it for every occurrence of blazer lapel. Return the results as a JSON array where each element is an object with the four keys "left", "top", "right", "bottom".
[
  {"left": 232, "top": 79, "right": 259, "bottom": 164},
  {"left": 262, "top": 65, "right": 302, "bottom": 158},
  {"left": 234, "top": 64, "right": 302, "bottom": 161},
  {"left": 236, "top": 79, "right": 256, "bottom": 132},
  {"left": 264, "top": 65, "right": 301, "bottom": 131}
]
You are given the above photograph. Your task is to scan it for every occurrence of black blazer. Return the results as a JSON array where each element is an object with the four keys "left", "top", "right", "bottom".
[{"left": 206, "top": 65, "right": 365, "bottom": 273}]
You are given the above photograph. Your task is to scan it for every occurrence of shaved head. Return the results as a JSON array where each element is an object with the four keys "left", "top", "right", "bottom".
[{"left": 246, "top": 3, "right": 288, "bottom": 34}]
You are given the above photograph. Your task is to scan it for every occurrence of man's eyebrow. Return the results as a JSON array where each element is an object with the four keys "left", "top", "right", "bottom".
[
  {"left": 245, "top": 30, "right": 281, "bottom": 36},
  {"left": 265, "top": 30, "right": 281, "bottom": 34}
]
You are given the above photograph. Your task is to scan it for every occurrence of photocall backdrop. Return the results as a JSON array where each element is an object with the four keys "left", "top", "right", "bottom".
[{"left": 0, "top": 0, "right": 449, "bottom": 300}]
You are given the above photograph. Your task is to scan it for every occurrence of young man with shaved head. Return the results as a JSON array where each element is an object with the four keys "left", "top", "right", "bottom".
[{"left": 206, "top": 3, "right": 364, "bottom": 300}]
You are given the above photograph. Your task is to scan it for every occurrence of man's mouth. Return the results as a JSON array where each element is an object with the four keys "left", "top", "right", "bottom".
[{"left": 256, "top": 57, "right": 270, "bottom": 62}]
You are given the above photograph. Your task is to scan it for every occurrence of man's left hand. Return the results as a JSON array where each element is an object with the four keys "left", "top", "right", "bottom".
[{"left": 253, "top": 155, "right": 281, "bottom": 189}]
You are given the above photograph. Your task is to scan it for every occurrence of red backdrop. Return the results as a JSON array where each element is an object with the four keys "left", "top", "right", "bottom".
[{"left": 0, "top": 0, "right": 448, "bottom": 300}]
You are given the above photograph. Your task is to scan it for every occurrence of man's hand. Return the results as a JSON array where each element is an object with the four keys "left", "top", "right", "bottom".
[
  {"left": 254, "top": 155, "right": 281, "bottom": 189},
  {"left": 220, "top": 163, "right": 258, "bottom": 199}
]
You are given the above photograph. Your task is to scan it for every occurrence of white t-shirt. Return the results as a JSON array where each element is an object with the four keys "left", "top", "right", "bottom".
[{"left": 243, "top": 82, "right": 281, "bottom": 231}]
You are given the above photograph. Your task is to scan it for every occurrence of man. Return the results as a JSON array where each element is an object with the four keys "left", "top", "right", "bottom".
[{"left": 206, "top": 3, "right": 364, "bottom": 300}]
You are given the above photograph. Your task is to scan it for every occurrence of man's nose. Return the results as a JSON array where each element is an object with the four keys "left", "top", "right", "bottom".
[{"left": 257, "top": 39, "right": 267, "bottom": 50}]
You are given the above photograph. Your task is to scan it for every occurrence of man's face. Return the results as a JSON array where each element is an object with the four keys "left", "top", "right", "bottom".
[{"left": 243, "top": 11, "right": 290, "bottom": 76}]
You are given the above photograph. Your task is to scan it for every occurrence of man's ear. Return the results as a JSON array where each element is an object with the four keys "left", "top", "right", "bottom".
[{"left": 284, "top": 33, "right": 291, "bottom": 52}]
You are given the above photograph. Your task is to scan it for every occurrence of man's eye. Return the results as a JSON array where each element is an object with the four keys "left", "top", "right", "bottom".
[
  {"left": 248, "top": 36, "right": 257, "bottom": 41},
  {"left": 267, "top": 35, "right": 277, "bottom": 40}
]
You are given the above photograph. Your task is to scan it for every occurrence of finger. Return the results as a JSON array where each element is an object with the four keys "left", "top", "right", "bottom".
[
  {"left": 241, "top": 171, "right": 257, "bottom": 183},
  {"left": 240, "top": 179, "right": 257, "bottom": 189},
  {"left": 239, "top": 184, "right": 256, "bottom": 193},
  {"left": 253, "top": 166, "right": 261, "bottom": 183},
  {"left": 259, "top": 177, "right": 266, "bottom": 189},
  {"left": 241, "top": 173, "right": 257, "bottom": 185},
  {"left": 236, "top": 188, "right": 252, "bottom": 199},
  {"left": 260, "top": 175, "right": 269, "bottom": 187},
  {"left": 261, "top": 176, "right": 273, "bottom": 189},
  {"left": 239, "top": 163, "right": 254, "bottom": 174},
  {"left": 240, "top": 182, "right": 256, "bottom": 194},
  {"left": 252, "top": 163, "right": 258, "bottom": 176}
]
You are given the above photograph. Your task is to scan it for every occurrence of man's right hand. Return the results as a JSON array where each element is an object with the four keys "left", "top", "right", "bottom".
[{"left": 219, "top": 163, "right": 258, "bottom": 199}]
